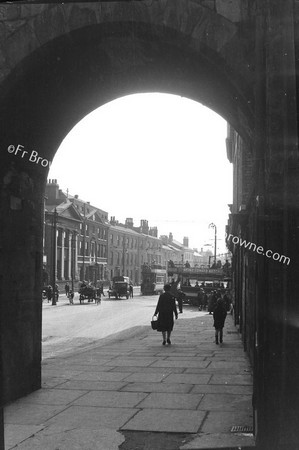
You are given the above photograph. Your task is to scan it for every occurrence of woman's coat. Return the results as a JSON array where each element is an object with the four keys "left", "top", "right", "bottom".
[{"left": 154, "top": 291, "right": 178, "bottom": 332}]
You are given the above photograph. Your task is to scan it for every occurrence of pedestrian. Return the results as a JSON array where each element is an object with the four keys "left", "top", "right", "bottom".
[
  {"left": 213, "top": 298, "right": 227, "bottom": 344},
  {"left": 68, "top": 290, "right": 74, "bottom": 304},
  {"left": 65, "top": 282, "right": 70, "bottom": 297},
  {"left": 55, "top": 284, "right": 59, "bottom": 302},
  {"left": 208, "top": 291, "right": 217, "bottom": 314},
  {"left": 154, "top": 283, "right": 178, "bottom": 345},
  {"left": 129, "top": 284, "right": 133, "bottom": 298},
  {"left": 177, "top": 290, "right": 185, "bottom": 313},
  {"left": 197, "top": 289, "right": 204, "bottom": 311},
  {"left": 47, "top": 285, "right": 52, "bottom": 303},
  {"left": 203, "top": 291, "right": 208, "bottom": 310},
  {"left": 223, "top": 291, "right": 231, "bottom": 311}
]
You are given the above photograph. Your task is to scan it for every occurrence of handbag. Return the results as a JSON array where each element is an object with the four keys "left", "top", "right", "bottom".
[{"left": 151, "top": 315, "right": 158, "bottom": 330}]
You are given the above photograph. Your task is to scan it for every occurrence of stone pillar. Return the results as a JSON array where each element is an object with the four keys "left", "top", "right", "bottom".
[
  {"left": 254, "top": 1, "right": 299, "bottom": 448},
  {"left": 61, "top": 230, "right": 65, "bottom": 281},
  {"left": 74, "top": 232, "right": 79, "bottom": 280},
  {"left": 0, "top": 161, "right": 43, "bottom": 403},
  {"left": 68, "top": 231, "right": 72, "bottom": 280}
]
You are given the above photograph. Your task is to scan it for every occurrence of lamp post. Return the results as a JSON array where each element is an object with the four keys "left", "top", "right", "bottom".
[
  {"left": 208, "top": 223, "right": 217, "bottom": 266},
  {"left": 51, "top": 208, "right": 58, "bottom": 305}
]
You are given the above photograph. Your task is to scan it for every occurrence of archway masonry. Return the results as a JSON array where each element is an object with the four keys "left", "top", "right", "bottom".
[{"left": 0, "top": 1, "right": 299, "bottom": 449}]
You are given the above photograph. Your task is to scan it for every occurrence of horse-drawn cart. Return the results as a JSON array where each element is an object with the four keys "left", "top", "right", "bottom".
[{"left": 78, "top": 284, "right": 97, "bottom": 303}]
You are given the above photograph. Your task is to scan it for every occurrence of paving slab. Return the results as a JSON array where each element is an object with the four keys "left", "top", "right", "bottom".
[
  {"left": 121, "top": 381, "right": 193, "bottom": 394},
  {"left": 110, "top": 366, "right": 185, "bottom": 374},
  {"left": 190, "top": 384, "right": 253, "bottom": 395},
  {"left": 4, "top": 403, "right": 68, "bottom": 426},
  {"left": 42, "top": 377, "right": 70, "bottom": 389},
  {"left": 45, "top": 405, "right": 137, "bottom": 429},
  {"left": 202, "top": 411, "right": 254, "bottom": 433},
  {"left": 50, "top": 364, "right": 114, "bottom": 372},
  {"left": 121, "top": 408, "right": 206, "bottom": 433},
  {"left": 5, "top": 426, "right": 125, "bottom": 450},
  {"left": 162, "top": 373, "right": 212, "bottom": 384},
  {"left": 209, "top": 374, "right": 253, "bottom": 385},
  {"left": 73, "top": 391, "right": 148, "bottom": 407},
  {"left": 198, "top": 393, "right": 252, "bottom": 412},
  {"left": 8, "top": 389, "right": 87, "bottom": 406},
  {"left": 104, "top": 357, "right": 159, "bottom": 367},
  {"left": 150, "top": 360, "right": 209, "bottom": 368},
  {"left": 120, "top": 372, "right": 171, "bottom": 383},
  {"left": 55, "top": 380, "right": 128, "bottom": 391},
  {"left": 136, "top": 393, "right": 204, "bottom": 410},
  {"left": 71, "top": 371, "right": 131, "bottom": 381},
  {"left": 41, "top": 368, "right": 86, "bottom": 378},
  {"left": 4, "top": 424, "right": 45, "bottom": 450}
]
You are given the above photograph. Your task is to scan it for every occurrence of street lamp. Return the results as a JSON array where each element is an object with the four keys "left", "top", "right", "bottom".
[
  {"left": 51, "top": 208, "right": 58, "bottom": 305},
  {"left": 208, "top": 223, "right": 217, "bottom": 266}
]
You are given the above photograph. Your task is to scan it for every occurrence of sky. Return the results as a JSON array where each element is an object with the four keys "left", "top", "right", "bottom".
[{"left": 49, "top": 93, "right": 232, "bottom": 255}]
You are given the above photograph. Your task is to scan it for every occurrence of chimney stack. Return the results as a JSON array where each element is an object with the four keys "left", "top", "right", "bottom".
[
  {"left": 183, "top": 237, "right": 189, "bottom": 248},
  {"left": 140, "top": 219, "right": 149, "bottom": 235},
  {"left": 125, "top": 218, "right": 134, "bottom": 228}
]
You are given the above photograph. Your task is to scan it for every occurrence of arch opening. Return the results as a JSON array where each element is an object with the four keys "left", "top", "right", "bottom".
[{"left": 0, "top": 20, "right": 252, "bottom": 404}]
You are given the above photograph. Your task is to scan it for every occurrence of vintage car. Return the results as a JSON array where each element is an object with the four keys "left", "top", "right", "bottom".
[{"left": 108, "top": 276, "right": 131, "bottom": 299}]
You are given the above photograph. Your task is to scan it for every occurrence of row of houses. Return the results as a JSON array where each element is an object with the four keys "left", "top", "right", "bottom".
[{"left": 43, "top": 179, "right": 213, "bottom": 289}]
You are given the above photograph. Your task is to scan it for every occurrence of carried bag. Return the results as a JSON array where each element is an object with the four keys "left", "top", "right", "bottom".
[{"left": 151, "top": 315, "right": 158, "bottom": 330}]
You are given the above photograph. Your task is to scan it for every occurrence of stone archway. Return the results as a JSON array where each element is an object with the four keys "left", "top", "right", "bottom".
[
  {"left": 1, "top": 2, "right": 299, "bottom": 448},
  {"left": 0, "top": 17, "right": 254, "bottom": 403}
]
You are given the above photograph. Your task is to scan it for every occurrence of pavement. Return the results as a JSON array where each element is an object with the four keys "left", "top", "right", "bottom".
[{"left": 4, "top": 311, "right": 255, "bottom": 450}]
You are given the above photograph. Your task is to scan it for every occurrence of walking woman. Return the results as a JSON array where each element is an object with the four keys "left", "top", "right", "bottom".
[
  {"left": 154, "top": 284, "right": 178, "bottom": 345},
  {"left": 213, "top": 297, "right": 227, "bottom": 344}
]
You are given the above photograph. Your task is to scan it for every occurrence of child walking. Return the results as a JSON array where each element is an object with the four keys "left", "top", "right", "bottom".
[{"left": 213, "top": 298, "right": 227, "bottom": 344}]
